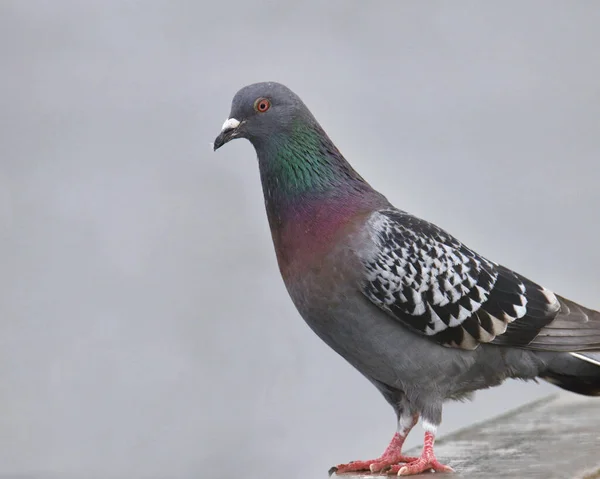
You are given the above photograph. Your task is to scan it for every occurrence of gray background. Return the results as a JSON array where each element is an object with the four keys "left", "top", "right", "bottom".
[{"left": 1, "top": 1, "right": 599, "bottom": 478}]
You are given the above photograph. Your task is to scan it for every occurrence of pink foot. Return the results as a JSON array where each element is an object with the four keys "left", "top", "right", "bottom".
[
  {"left": 330, "top": 432, "right": 419, "bottom": 475},
  {"left": 387, "top": 456, "right": 453, "bottom": 475},
  {"left": 386, "top": 431, "right": 453, "bottom": 476}
]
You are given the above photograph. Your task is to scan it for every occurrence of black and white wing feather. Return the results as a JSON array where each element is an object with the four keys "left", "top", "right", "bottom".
[{"left": 360, "top": 208, "right": 600, "bottom": 351}]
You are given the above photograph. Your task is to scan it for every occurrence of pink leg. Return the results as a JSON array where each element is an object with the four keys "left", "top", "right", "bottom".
[
  {"left": 330, "top": 415, "right": 419, "bottom": 475},
  {"left": 385, "top": 431, "right": 454, "bottom": 476}
]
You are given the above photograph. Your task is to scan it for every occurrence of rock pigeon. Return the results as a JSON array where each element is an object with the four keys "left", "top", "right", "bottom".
[{"left": 213, "top": 82, "right": 600, "bottom": 476}]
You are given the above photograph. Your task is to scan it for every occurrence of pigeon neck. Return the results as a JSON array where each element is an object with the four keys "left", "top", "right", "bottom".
[
  {"left": 253, "top": 120, "right": 386, "bottom": 273},
  {"left": 254, "top": 119, "right": 370, "bottom": 206}
]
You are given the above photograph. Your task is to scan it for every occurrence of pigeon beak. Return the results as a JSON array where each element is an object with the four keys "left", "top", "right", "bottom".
[{"left": 213, "top": 118, "right": 241, "bottom": 151}]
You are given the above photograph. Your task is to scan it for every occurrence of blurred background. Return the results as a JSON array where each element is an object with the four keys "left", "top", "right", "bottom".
[{"left": 1, "top": 1, "right": 599, "bottom": 478}]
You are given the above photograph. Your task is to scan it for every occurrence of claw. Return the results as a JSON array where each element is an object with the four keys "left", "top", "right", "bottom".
[
  {"left": 392, "top": 431, "right": 453, "bottom": 476},
  {"left": 332, "top": 416, "right": 421, "bottom": 475},
  {"left": 396, "top": 459, "right": 454, "bottom": 475}
]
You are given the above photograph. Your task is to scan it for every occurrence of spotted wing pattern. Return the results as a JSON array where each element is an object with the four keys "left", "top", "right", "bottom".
[{"left": 362, "top": 209, "right": 561, "bottom": 350}]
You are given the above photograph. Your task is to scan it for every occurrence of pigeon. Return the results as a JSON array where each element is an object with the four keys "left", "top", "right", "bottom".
[{"left": 213, "top": 82, "right": 600, "bottom": 476}]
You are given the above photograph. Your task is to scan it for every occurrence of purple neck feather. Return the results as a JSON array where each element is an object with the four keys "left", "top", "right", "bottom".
[{"left": 252, "top": 120, "right": 388, "bottom": 275}]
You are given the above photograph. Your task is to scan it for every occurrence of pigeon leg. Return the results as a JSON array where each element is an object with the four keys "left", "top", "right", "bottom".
[
  {"left": 385, "top": 422, "right": 453, "bottom": 476},
  {"left": 330, "top": 413, "right": 419, "bottom": 475}
]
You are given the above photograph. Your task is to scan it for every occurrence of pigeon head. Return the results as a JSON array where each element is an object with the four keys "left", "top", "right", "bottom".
[
  {"left": 213, "top": 82, "right": 309, "bottom": 151},
  {"left": 212, "top": 82, "right": 387, "bottom": 269},
  {"left": 213, "top": 81, "right": 380, "bottom": 221}
]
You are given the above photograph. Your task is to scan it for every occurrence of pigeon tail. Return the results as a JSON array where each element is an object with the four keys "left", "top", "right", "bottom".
[{"left": 540, "top": 352, "right": 600, "bottom": 396}]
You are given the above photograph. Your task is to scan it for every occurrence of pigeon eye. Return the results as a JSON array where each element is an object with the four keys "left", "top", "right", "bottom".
[{"left": 254, "top": 98, "right": 271, "bottom": 113}]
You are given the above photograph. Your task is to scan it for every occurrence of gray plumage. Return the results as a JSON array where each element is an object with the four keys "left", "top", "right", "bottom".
[{"left": 214, "top": 81, "right": 600, "bottom": 474}]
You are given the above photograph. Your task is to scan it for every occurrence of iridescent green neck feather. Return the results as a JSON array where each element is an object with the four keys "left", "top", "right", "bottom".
[
  {"left": 253, "top": 118, "right": 388, "bottom": 274},
  {"left": 255, "top": 119, "right": 369, "bottom": 202}
]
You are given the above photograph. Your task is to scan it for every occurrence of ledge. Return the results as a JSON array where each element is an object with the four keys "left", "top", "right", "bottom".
[{"left": 334, "top": 393, "right": 600, "bottom": 478}]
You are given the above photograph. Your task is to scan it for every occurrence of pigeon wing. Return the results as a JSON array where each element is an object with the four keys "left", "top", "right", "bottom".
[{"left": 361, "top": 209, "right": 563, "bottom": 350}]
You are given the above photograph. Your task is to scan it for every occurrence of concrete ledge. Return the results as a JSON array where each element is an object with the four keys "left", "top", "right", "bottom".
[{"left": 335, "top": 393, "right": 600, "bottom": 478}]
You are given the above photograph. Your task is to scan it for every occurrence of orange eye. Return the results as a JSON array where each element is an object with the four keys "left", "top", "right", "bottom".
[{"left": 254, "top": 98, "right": 271, "bottom": 113}]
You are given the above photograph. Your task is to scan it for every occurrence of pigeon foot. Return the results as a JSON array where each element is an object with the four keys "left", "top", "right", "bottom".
[
  {"left": 388, "top": 431, "right": 453, "bottom": 476},
  {"left": 388, "top": 456, "right": 453, "bottom": 475},
  {"left": 331, "top": 453, "right": 419, "bottom": 475},
  {"left": 330, "top": 432, "right": 418, "bottom": 474}
]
